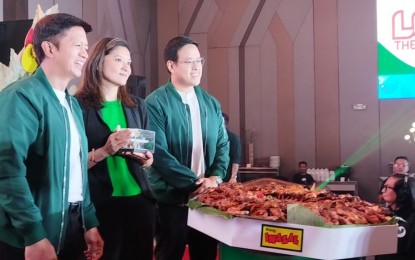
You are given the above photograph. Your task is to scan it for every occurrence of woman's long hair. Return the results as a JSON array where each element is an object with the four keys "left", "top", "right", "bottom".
[{"left": 76, "top": 37, "right": 136, "bottom": 109}]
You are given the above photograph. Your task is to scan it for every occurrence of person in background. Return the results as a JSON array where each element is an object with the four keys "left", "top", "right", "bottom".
[
  {"left": 0, "top": 13, "right": 103, "bottom": 260},
  {"left": 292, "top": 161, "right": 315, "bottom": 187},
  {"left": 376, "top": 174, "right": 415, "bottom": 260},
  {"left": 76, "top": 37, "right": 156, "bottom": 260},
  {"left": 390, "top": 156, "right": 410, "bottom": 175},
  {"left": 222, "top": 112, "right": 241, "bottom": 183},
  {"left": 380, "top": 156, "right": 411, "bottom": 201},
  {"left": 145, "top": 36, "right": 229, "bottom": 260}
]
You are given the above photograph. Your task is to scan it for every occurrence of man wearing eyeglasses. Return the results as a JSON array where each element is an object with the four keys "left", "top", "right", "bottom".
[
  {"left": 145, "top": 36, "right": 229, "bottom": 260},
  {"left": 391, "top": 156, "right": 410, "bottom": 175}
]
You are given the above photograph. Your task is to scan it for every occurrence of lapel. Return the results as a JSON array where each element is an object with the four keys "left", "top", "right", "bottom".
[{"left": 124, "top": 104, "right": 141, "bottom": 129}]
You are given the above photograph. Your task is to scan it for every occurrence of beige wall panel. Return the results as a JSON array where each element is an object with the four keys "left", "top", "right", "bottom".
[
  {"left": 28, "top": 0, "right": 54, "bottom": 17},
  {"left": 230, "top": 0, "right": 263, "bottom": 46},
  {"left": 293, "top": 6, "right": 316, "bottom": 168},
  {"left": 206, "top": 0, "right": 231, "bottom": 47},
  {"left": 178, "top": 0, "right": 198, "bottom": 33},
  {"left": 119, "top": 0, "right": 152, "bottom": 76},
  {"left": 191, "top": 0, "right": 218, "bottom": 34},
  {"left": 28, "top": 0, "right": 82, "bottom": 18},
  {"left": 269, "top": 14, "right": 295, "bottom": 174},
  {"left": 215, "top": 0, "right": 231, "bottom": 13},
  {"left": 209, "top": 0, "right": 250, "bottom": 47},
  {"left": 82, "top": 0, "right": 98, "bottom": 44},
  {"left": 207, "top": 9, "right": 223, "bottom": 46},
  {"left": 95, "top": 1, "right": 126, "bottom": 39},
  {"left": 244, "top": 45, "right": 262, "bottom": 162},
  {"left": 314, "top": 0, "right": 340, "bottom": 169},
  {"left": 258, "top": 32, "right": 278, "bottom": 158},
  {"left": 245, "top": 0, "right": 280, "bottom": 46},
  {"left": 93, "top": 1, "right": 146, "bottom": 76},
  {"left": 144, "top": 35, "right": 152, "bottom": 94},
  {"left": 277, "top": 0, "right": 312, "bottom": 42},
  {"left": 55, "top": 0, "right": 82, "bottom": 17},
  {"left": 338, "top": 0, "right": 381, "bottom": 202},
  {"left": 207, "top": 48, "right": 229, "bottom": 113},
  {"left": 228, "top": 47, "right": 241, "bottom": 135},
  {"left": 157, "top": 0, "right": 180, "bottom": 85}
]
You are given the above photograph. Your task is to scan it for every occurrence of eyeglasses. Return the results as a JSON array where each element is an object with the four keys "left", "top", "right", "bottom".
[
  {"left": 176, "top": 57, "right": 205, "bottom": 67},
  {"left": 393, "top": 163, "right": 409, "bottom": 167}
]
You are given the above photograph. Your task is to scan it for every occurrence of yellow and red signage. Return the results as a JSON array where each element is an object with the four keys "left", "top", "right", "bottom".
[{"left": 261, "top": 224, "right": 303, "bottom": 252}]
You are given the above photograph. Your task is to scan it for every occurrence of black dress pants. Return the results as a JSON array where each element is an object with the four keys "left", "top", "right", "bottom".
[
  {"left": 58, "top": 202, "right": 86, "bottom": 260},
  {"left": 96, "top": 195, "right": 156, "bottom": 260},
  {"left": 0, "top": 202, "right": 85, "bottom": 260},
  {"left": 0, "top": 240, "right": 24, "bottom": 260},
  {"left": 154, "top": 203, "right": 218, "bottom": 260}
]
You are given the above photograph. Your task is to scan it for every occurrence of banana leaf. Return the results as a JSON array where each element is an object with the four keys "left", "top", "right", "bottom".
[{"left": 188, "top": 199, "right": 234, "bottom": 220}]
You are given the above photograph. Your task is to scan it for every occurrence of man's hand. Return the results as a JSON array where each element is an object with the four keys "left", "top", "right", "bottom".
[
  {"left": 84, "top": 228, "right": 104, "bottom": 260},
  {"left": 228, "top": 177, "right": 237, "bottom": 183},
  {"left": 25, "top": 238, "right": 57, "bottom": 260},
  {"left": 192, "top": 176, "right": 219, "bottom": 195}
]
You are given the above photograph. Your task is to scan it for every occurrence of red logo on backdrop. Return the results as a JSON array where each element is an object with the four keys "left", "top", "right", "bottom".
[{"left": 392, "top": 10, "right": 415, "bottom": 50}]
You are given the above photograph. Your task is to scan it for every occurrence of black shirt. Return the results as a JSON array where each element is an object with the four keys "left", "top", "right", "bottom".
[
  {"left": 223, "top": 130, "right": 241, "bottom": 182},
  {"left": 375, "top": 206, "right": 415, "bottom": 260},
  {"left": 292, "top": 173, "right": 315, "bottom": 186}
]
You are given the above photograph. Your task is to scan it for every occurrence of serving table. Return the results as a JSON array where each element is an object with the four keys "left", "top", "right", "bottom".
[
  {"left": 316, "top": 181, "right": 358, "bottom": 195},
  {"left": 188, "top": 209, "right": 396, "bottom": 260},
  {"left": 238, "top": 167, "right": 279, "bottom": 182}
]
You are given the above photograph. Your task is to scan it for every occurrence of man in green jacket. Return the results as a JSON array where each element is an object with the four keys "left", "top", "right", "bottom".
[
  {"left": 0, "top": 13, "right": 103, "bottom": 260},
  {"left": 146, "top": 36, "right": 229, "bottom": 260}
]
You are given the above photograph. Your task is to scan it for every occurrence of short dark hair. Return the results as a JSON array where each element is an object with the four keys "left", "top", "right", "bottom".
[
  {"left": 34, "top": 13, "right": 92, "bottom": 64},
  {"left": 163, "top": 36, "right": 198, "bottom": 63},
  {"left": 395, "top": 156, "right": 409, "bottom": 163},
  {"left": 222, "top": 112, "right": 229, "bottom": 125},
  {"left": 298, "top": 161, "right": 307, "bottom": 166}
]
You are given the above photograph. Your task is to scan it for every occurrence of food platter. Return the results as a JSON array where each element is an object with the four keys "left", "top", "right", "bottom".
[
  {"left": 188, "top": 179, "right": 398, "bottom": 259},
  {"left": 190, "top": 179, "right": 393, "bottom": 226}
]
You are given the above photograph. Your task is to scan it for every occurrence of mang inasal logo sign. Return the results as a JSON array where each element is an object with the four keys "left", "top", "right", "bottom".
[
  {"left": 261, "top": 224, "right": 303, "bottom": 252},
  {"left": 377, "top": 0, "right": 415, "bottom": 99}
]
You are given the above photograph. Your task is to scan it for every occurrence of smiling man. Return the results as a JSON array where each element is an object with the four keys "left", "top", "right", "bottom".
[
  {"left": 0, "top": 13, "right": 103, "bottom": 260},
  {"left": 145, "top": 36, "right": 229, "bottom": 260}
]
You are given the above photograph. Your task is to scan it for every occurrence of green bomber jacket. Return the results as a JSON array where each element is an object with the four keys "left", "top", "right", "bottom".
[{"left": 145, "top": 81, "right": 229, "bottom": 205}]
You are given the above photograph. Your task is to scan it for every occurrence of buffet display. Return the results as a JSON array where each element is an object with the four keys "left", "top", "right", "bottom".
[
  {"left": 188, "top": 178, "right": 398, "bottom": 259},
  {"left": 194, "top": 179, "right": 392, "bottom": 225}
]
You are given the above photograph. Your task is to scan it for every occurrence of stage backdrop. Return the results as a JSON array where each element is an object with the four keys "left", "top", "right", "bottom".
[{"left": 377, "top": 0, "right": 415, "bottom": 99}]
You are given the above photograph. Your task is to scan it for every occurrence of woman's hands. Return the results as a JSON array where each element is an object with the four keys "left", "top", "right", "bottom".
[
  {"left": 88, "top": 128, "right": 154, "bottom": 168},
  {"left": 88, "top": 129, "right": 131, "bottom": 167},
  {"left": 121, "top": 150, "right": 154, "bottom": 167},
  {"left": 102, "top": 129, "right": 132, "bottom": 156}
]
